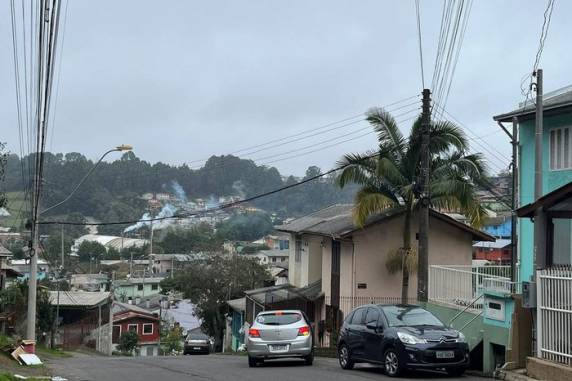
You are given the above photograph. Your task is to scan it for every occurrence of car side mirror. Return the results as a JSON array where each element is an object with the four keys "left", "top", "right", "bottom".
[{"left": 366, "top": 322, "right": 381, "bottom": 332}]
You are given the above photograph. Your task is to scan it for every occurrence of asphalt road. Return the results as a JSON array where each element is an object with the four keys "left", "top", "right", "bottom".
[{"left": 48, "top": 354, "right": 482, "bottom": 381}]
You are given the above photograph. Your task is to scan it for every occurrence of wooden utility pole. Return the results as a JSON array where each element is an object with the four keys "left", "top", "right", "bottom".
[
  {"left": 417, "top": 88, "right": 431, "bottom": 302},
  {"left": 533, "top": 69, "right": 546, "bottom": 271}
]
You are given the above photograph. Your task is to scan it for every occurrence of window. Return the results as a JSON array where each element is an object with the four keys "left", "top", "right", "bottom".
[
  {"left": 550, "top": 127, "right": 572, "bottom": 170},
  {"left": 151, "top": 284, "right": 158, "bottom": 291},
  {"left": 142, "top": 323, "right": 153, "bottom": 335},
  {"left": 128, "top": 324, "right": 138, "bottom": 333},
  {"left": 551, "top": 219, "right": 572, "bottom": 266},
  {"left": 350, "top": 308, "right": 365, "bottom": 325},
  {"left": 295, "top": 238, "right": 302, "bottom": 262},
  {"left": 256, "top": 312, "right": 302, "bottom": 326},
  {"left": 137, "top": 284, "right": 143, "bottom": 291},
  {"left": 112, "top": 325, "right": 121, "bottom": 343},
  {"left": 365, "top": 308, "right": 381, "bottom": 326},
  {"left": 381, "top": 306, "right": 444, "bottom": 327}
]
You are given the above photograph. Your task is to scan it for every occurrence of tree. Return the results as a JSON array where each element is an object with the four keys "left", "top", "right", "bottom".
[
  {"left": 117, "top": 330, "right": 139, "bottom": 354},
  {"left": 76, "top": 241, "right": 107, "bottom": 262},
  {"left": 338, "top": 108, "right": 488, "bottom": 303},
  {"left": 215, "top": 212, "right": 273, "bottom": 241},
  {"left": 160, "top": 256, "right": 271, "bottom": 350}
]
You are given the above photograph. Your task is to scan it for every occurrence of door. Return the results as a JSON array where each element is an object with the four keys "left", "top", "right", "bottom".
[
  {"left": 346, "top": 307, "right": 366, "bottom": 358},
  {"left": 362, "top": 307, "right": 384, "bottom": 362}
]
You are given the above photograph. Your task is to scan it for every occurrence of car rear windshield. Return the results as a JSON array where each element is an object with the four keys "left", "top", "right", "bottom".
[
  {"left": 381, "top": 306, "right": 444, "bottom": 327},
  {"left": 188, "top": 333, "right": 209, "bottom": 340},
  {"left": 256, "top": 312, "right": 302, "bottom": 326}
]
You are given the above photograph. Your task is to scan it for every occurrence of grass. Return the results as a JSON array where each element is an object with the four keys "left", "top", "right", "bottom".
[
  {"left": 36, "top": 345, "right": 72, "bottom": 359},
  {"left": 0, "top": 374, "right": 49, "bottom": 381},
  {"left": 3, "top": 191, "right": 27, "bottom": 228},
  {"left": 0, "top": 336, "right": 53, "bottom": 379}
]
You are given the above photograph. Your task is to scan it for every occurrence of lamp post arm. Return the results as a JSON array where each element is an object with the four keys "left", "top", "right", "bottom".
[{"left": 40, "top": 149, "right": 118, "bottom": 216}]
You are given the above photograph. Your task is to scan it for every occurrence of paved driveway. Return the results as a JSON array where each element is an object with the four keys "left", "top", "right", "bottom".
[{"left": 49, "top": 354, "right": 481, "bottom": 381}]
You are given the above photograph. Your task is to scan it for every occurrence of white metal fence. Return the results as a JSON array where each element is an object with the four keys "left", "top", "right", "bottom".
[
  {"left": 537, "top": 267, "right": 572, "bottom": 366},
  {"left": 429, "top": 265, "right": 512, "bottom": 310}
]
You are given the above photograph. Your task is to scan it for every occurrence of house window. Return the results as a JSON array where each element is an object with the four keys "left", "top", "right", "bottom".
[
  {"left": 151, "top": 284, "right": 158, "bottom": 291},
  {"left": 295, "top": 238, "right": 302, "bottom": 262},
  {"left": 549, "top": 127, "right": 572, "bottom": 170},
  {"left": 142, "top": 323, "right": 153, "bottom": 335},
  {"left": 137, "top": 284, "right": 143, "bottom": 291},
  {"left": 128, "top": 324, "right": 138, "bottom": 333},
  {"left": 112, "top": 325, "right": 121, "bottom": 343}
]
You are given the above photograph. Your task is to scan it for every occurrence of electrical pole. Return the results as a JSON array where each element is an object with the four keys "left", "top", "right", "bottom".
[
  {"left": 511, "top": 117, "right": 519, "bottom": 282},
  {"left": 533, "top": 69, "right": 546, "bottom": 271},
  {"left": 61, "top": 224, "right": 64, "bottom": 269},
  {"left": 417, "top": 88, "right": 431, "bottom": 302}
]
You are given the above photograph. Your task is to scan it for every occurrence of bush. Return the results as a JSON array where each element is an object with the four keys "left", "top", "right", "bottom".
[{"left": 117, "top": 331, "right": 138, "bottom": 354}]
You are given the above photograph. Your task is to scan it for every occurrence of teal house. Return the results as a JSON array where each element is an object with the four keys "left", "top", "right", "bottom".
[
  {"left": 113, "top": 277, "right": 163, "bottom": 302},
  {"left": 494, "top": 85, "right": 572, "bottom": 282}
]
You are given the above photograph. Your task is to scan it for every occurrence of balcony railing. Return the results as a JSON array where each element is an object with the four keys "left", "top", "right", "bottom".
[{"left": 429, "top": 264, "right": 512, "bottom": 310}]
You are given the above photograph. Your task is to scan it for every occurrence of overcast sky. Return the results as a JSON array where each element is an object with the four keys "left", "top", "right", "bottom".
[{"left": 1, "top": 0, "right": 571, "bottom": 177}]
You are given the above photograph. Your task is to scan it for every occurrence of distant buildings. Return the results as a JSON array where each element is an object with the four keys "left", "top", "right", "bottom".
[
  {"left": 113, "top": 277, "right": 163, "bottom": 303},
  {"left": 72, "top": 234, "right": 149, "bottom": 254}
]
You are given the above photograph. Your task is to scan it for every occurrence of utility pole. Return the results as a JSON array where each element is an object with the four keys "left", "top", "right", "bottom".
[
  {"left": 511, "top": 117, "right": 519, "bottom": 282},
  {"left": 417, "top": 88, "right": 431, "bottom": 302},
  {"left": 60, "top": 224, "right": 64, "bottom": 269},
  {"left": 533, "top": 69, "right": 546, "bottom": 271}
]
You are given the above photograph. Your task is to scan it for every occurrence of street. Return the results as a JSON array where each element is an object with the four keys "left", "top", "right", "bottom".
[{"left": 48, "top": 354, "right": 481, "bottom": 381}]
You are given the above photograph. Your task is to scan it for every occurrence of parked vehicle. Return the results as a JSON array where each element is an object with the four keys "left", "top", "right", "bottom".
[
  {"left": 246, "top": 310, "right": 314, "bottom": 367},
  {"left": 184, "top": 332, "right": 211, "bottom": 355},
  {"left": 337, "top": 304, "right": 469, "bottom": 377}
]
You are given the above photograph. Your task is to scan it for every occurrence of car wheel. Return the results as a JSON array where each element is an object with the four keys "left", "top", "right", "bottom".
[
  {"left": 304, "top": 352, "right": 314, "bottom": 366},
  {"left": 338, "top": 344, "right": 354, "bottom": 370},
  {"left": 446, "top": 368, "right": 466, "bottom": 377},
  {"left": 384, "top": 348, "right": 402, "bottom": 377},
  {"left": 248, "top": 356, "right": 257, "bottom": 368}
]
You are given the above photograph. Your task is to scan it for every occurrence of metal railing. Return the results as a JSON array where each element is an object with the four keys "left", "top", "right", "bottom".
[
  {"left": 429, "top": 265, "right": 511, "bottom": 311},
  {"left": 537, "top": 267, "right": 572, "bottom": 367}
]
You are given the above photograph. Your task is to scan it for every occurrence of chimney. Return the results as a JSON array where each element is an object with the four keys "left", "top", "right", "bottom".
[
  {"left": 135, "top": 297, "right": 141, "bottom": 305},
  {"left": 128, "top": 297, "right": 133, "bottom": 305}
]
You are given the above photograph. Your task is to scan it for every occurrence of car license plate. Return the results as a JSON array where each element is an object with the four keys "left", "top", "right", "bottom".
[
  {"left": 436, "top": 350, "right": 455, "bottom": 359},
  {"left": 193, "top": 347, "right": 202, "bottom": 350},
  {"left": 269, "top": 344, "right": 288, "bottom": 352}
]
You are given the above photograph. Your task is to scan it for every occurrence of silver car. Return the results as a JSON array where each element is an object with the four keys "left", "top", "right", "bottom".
[{"left": 246, "top": 310, "right": 314, "bottom": 367}]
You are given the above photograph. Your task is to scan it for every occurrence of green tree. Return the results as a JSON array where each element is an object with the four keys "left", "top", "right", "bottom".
[
  {"left": 338, "top": 108, "right": 488, "bottom": 303},
  {"left": 0, "top": 142, "right": 7, "bottom": 208},
  {"left": 76, "top": 241, "right": 107, "bottom": 262},
  {"left": 117, "top": 330, "right": 139, "bottom": 354},
  {"left": 161, "top": 256, "right": 271, "bottom": 349},
  {"left": 161, "top": 325, "right": 183, "bottom": 354},
  {"left": 215, "top": 212, "right": 273, "bottom": 241}
]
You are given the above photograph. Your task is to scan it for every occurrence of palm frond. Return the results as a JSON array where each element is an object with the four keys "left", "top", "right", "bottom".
[
  {"left": 366, "top": 108, "right": 405, "bottom": 151},
  {"left": 353, "top": 186, "right": 399, "bottom": 226}
]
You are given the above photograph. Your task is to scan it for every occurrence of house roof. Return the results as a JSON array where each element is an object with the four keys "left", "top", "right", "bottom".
[
  {"left": 276, "top": 204, "right": 494, "bottom": 242},
  {"left": 49, "top": 291, "right": 111, "bottom": 308},
  {"left": 245, "top": 280, "right": 323, "bottom": 304},
  {"left": 493, "top": 84, "right": 572, "bottom": 122},
  {"left": 517, "top": 181, "right": 572, "bottom": 218},
  {"left": 114, "top": 310, "right": 159, "bottom": 323},
  {"left": 473, "top": 238, "right": 512, "bottom": 249},
  {"left": 113, "top": 301, "right": 154, "bottom": 315},
  {"left": 227, "top": 297, "right": 246, "bottom": 312},
  {"left": 2, "top": 268, "right": 22, "bottom": 277},
  {"left": 258, "top": 249, "right": 289, "bottom": 257},
  {"left": 150, "top": 253, "right": 199, "bottom": 261},
  {"left": 113, "top": 277, "right": 164, "bottom": 286}
]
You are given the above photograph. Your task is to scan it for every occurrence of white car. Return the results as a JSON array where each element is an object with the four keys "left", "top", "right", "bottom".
[{"left": 246, "top": 310, "right": 314, "bottom": 367}]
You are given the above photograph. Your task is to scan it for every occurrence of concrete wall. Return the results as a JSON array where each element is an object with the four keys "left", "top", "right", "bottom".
[
  {"left": 518, "top": 113, "right": 572, "bottom": 282},
  {"left": 288, "top": 234, "right": 322, "bottom": 288}
]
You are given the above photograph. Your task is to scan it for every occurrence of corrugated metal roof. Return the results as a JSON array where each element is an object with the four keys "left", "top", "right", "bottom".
[
  {"left": 473, "top": 239, "right": 511, "bottom": 249},
  {"left": 494, "top": 85, "right": 572, "bottom": 122},
  {"left": 0, "top": 243, "right": 12, "bottom": 256},
  {"left": 227, "top": 297, "right": 246, "bottom": 312},
  {"left": 258, "top": 249, "right": 289, "bottom": 257},
  {"left": 49, "top": 291, "right": 111, "bottom": 307}
]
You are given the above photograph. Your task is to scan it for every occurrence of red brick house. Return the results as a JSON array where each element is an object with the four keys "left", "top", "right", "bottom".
[{"left": 112, "top": 302, "right": 160, "bottom": 356}]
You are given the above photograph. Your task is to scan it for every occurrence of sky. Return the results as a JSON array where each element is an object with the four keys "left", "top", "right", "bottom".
[{"left": 1, "top": 0, "right": 571, "bottom": 177}]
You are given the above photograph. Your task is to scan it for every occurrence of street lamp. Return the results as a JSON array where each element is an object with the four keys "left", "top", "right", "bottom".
[{"left": 26, "top": 144, "right": 133, "bottom": 342}]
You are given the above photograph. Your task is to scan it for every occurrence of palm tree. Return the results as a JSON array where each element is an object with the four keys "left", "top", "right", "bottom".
[{"left": 337, "top": 108, "right": 488, "bottom": 304}]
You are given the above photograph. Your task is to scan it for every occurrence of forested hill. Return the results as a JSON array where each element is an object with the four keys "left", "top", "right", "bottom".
[{"left": 2, "top": 152, "right": 357, "bottom": 225}]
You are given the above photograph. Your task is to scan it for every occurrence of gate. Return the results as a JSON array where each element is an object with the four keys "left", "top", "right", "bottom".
[{"left": 537, "top": 267, "right": 572, "bottom": 366}]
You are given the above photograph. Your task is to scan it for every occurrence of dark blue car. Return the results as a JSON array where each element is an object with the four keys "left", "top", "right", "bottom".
[{"left": 337, "top": 304, "right": 469, "bottom": 377}]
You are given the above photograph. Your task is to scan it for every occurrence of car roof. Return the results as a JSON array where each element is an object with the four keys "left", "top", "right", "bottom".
[
  {"left": 376, "top": 303, "right": 421, "bottom": 308},
  {"left": 258, "top": 310, "right": 303, "bottom": 314}
]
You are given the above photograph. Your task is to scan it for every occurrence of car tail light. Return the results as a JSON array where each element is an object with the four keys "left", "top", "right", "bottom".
[
  {"left": 249, "top": 328, "right": 260, "bottom": 337},
  {"left": 297, "top": 326, "right": 310, "bottom": 336}
]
